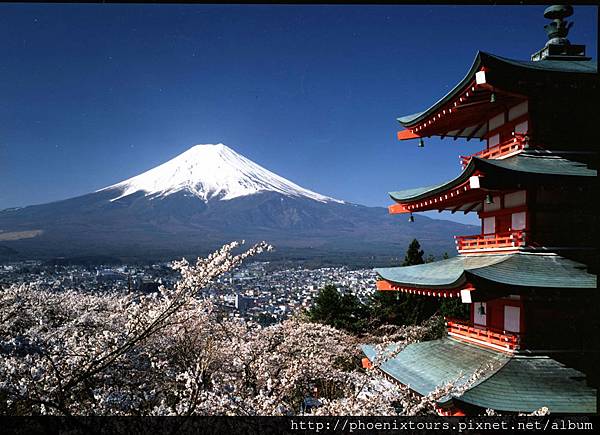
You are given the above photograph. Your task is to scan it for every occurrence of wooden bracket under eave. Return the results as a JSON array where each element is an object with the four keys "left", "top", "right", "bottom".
[
  {"left": 397, "top": 129, "right": 421, "bottom": 141},
  {"left": 388, "top": 203, "right": 410, "bottom": 214}
]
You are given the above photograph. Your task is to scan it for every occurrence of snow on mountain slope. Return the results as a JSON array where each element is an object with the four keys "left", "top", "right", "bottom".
[{"left": 99, "top": 143, "right": 344, "bottom": 204}]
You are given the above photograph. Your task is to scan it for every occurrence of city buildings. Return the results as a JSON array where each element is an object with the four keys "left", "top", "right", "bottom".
[{"left": 1, "top": 260, "right": 375, "bottom": 326}]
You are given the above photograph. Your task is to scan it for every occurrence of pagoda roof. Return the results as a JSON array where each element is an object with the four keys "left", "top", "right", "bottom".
[
  {"left": 363, "top": 338, "right": 510, "bottom": 401},
  {"left": 397, "top": 51, "right": 597, "bottom": 128},
  {"left": 483, "top": 54, "right": 597, "bottom": 74},
  {"left": 362, "top": 338, "right": 597, "bottom": 413},
  {"left": 458, "top": 354, "right": 597, "bottom": 413},
  {"left": 475, "top": 151, "right": 596, "bottom": 176},
  {"left": 375, "top": 253, "right": 597, "bottom": 290},
  {"left": 389, "top": 151, "right": 596, "bottom": 205}
]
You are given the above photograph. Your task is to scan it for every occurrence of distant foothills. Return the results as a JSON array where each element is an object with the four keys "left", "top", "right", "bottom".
[{"left": 0, "top": 144, "right": 476, "bottom": 266}]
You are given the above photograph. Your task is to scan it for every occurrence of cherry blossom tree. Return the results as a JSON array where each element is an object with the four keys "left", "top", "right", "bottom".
[{"left": 0, "top": 240, "right": 491, "bottom": 416}]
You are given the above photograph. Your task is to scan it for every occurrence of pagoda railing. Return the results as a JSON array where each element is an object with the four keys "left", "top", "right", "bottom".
[
  {"left": 445, "top": 317, "right": 520, "bottom": 352},
  {"left": 460, "top": 134, "right": 528, "bottom": 169},
  {"left": 454, "top": 230, "right": 527, "bottom": 253}
]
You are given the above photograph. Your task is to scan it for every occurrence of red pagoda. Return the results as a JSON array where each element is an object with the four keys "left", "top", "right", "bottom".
[{"left": 363, "top": 5, "right": 597, "bottom": 415}]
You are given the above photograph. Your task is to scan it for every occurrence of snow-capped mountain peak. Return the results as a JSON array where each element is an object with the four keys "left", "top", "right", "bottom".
[{"left": 100, "top": 143, "right": 343, "bottom": 203}]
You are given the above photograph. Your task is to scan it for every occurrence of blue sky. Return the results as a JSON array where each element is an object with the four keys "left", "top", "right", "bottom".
[{"left": 0, "top": 4, "right": 597, "bottom": 224}]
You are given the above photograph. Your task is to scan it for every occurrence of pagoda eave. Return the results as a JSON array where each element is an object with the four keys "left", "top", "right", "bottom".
[
  {"left": 395, "top": 51, "right": 596, "bottom": 142},
  {"left": 376, "top": 279, "right": 471, "bottom": 298},
  {"left": 375, "top": 253, "right": 596, "bottom": 294},
  {"left": 397, "top": 84, "right": 526, "bottom": 142},
  {"left": 389, "top": 180, "right": 486, "bottom": 215},
  {"left": 397, "top": 57, "right": 528, "bottom": 141},
  {"left": 387, "top": 151, "right": 596, "bottom": 215},
  {"left": 362, "top": 338, "right": 597, "bottom": 414}
]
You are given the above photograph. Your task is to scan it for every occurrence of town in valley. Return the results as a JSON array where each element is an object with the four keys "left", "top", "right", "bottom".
[{"left": 0, "top": 259, "right": 376, "bottom": 325}]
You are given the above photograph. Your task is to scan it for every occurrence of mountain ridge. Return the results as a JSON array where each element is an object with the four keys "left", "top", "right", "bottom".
[{"left": 0, "top": 143, "right": 477, "bottom": 262}]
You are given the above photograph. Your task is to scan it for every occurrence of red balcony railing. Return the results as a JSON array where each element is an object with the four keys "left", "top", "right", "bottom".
[
  {"left": 446, "top": 317, "right": 520, "bottom": 352},
  {"left": 454, "top": 230, "right": 527, "bottom": 253},
  {"left": 460, "top": 134, "right": 528, "bottom": 169}
]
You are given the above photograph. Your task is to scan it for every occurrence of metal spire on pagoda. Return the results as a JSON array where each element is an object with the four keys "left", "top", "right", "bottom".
[{"left": 531, "top": 4, "right": 591, "bottom": 61}]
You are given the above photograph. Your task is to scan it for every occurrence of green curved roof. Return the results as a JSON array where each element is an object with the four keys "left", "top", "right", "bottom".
[
  {"left": 477, "top": 152, "right": 597, "bottom": 177},
  {"left": 459, "top": 354, "right": 597, "bottom": 413},
  {"left": 388, "top": 151, "right": 596, "bottom": 203},
  {"left": 466, "top": 254, "right": 597, "bottom": 288},
  {"left": 388, "top": 183, "right": 446, "bottom": 201},
  {"left": 376, "top": 255, "right": 508, "bottom": 288},
  {"left": 362, "top": 338, "right": 597, "bottom": 413},
  {"left": 375, "top": 253, "right": 597, "bottom": 290},
  {"left": 362, "top": 338, "right": 509, "bottom": 397},
  {"left": 488, "top": 54, "right": 597, "bottom": 74},
  {"left": 397, "top": 111, "right": 425, "bottom": 125},
  {"left": 389, "top": 161, "right": 473, "bottom": 202},
  {"left": 398, "top": 51, "right": 597, "bottom": 127}
]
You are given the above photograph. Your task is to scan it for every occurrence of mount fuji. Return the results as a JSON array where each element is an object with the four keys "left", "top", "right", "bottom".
[
  {"left": 0, "top": 144, "right": 476, "bottom": 263},
  {"left": 101, "top": 143, "right": 343, "bottom": 204}
]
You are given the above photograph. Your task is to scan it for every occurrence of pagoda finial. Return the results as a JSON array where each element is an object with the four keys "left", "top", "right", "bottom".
[
  {"left": 543, "top": 5, "right": 573, "bottom": 46},
  {"left": 531, "top": 5, "right": 590, "bottom": 61}
]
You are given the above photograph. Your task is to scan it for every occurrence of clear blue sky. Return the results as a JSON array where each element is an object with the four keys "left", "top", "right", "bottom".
[{"left": 0, "top": 4, "right": 597, "bottom": 224}]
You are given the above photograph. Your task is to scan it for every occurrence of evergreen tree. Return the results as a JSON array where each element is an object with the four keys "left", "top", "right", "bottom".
[
  {"left": 402, "top": 239, "right": 425, "bottom": 266},
  {"left": 368, "top": 239, "right": 439, "bottom": 326},
  {"left": 367, "top": 290, "right": 404, "bottom": 326},
  {"left": 308, "top": 284, "right": 340, "bottom": 325},
  {"left": 439, "top": 298, "right": 469, "bottom": 320},
  {"left": 401, "top": 239, "right": 437, "bottom": 324},
  {"left": 368, "top": 242, "right": 468, "bottom": 328},
  {"left": 308, "top": 285, "right": 369, "bottom": 334}
]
